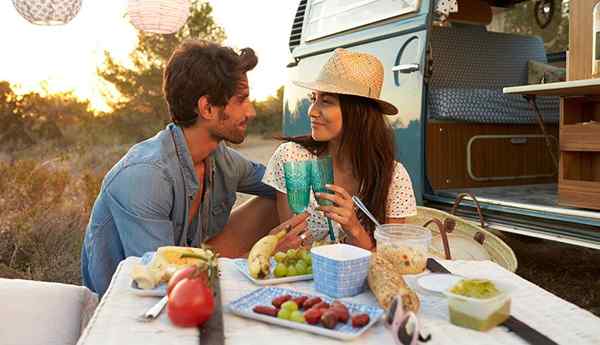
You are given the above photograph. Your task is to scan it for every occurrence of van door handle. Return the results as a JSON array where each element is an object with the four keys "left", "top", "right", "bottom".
[{"left": 392, "top": 63, "right": 420, "bottom": 73}]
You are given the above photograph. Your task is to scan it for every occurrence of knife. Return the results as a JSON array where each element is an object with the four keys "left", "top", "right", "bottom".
[
  {"left": 199, "top": 270, "right": 224, "bottom": 345},
  {"left": 426, "top": 258, "right": 558, "bottom": 345}
]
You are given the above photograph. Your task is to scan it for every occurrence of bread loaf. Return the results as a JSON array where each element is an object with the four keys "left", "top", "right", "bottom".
[{"left": 368, "top": 250, "right": 420, "bottom": 312}]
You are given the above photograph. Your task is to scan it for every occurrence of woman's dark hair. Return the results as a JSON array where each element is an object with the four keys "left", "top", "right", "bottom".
[
  {"left": 163, "top": 40, "right": 258, "bottom": 127},
  {"left": 288, "top": 94, "right": 395, "bottom": 235}
]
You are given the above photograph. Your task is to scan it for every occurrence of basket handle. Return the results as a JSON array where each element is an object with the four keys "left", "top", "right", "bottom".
[
  {"left": 450, "top": 192, "right": 487, "bottom": 245},
  {"left": 450, "top": 192, "right": 486, "bottom": 228},
  {"left": 423, "top": 217, "right": 455, "bottom": 260}
]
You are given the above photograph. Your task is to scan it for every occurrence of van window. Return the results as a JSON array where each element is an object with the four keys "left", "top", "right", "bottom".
[
  {"left": 303, "top": 0, "right": 420, "bottom": 42},
  {"left": 487, "top": 0, "right": 569, "bottom": 54}
]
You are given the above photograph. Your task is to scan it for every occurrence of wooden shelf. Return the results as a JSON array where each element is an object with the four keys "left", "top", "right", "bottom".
[
  {"left": 503, "top": 79, "right": 600, "bottom": 97},
  {"left": 560, "top": 123, "right": 600, "bottom": 151},
  {"left": 559, "top": 179, "right": 600, "bottom": 210}
]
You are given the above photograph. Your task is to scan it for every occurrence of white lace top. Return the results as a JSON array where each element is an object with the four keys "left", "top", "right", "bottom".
[{"left": 262, "top": 142, "right": 418, "bottom": 241}]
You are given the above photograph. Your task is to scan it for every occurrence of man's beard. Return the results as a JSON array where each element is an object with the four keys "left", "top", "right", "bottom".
[{"left": 210, "top": 110, "right": 247, "bottom": 144}]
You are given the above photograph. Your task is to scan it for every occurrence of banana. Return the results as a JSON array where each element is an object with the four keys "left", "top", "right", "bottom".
[{"left": 248, "top": 228, "right": 288, "bottom": 278}]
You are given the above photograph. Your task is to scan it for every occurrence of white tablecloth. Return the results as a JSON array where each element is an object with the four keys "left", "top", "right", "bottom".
[{"left": 77, "top": 258, "right": 600, "bottom": 345}]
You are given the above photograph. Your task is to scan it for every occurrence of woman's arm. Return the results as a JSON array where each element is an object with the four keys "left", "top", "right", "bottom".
[{"left": 275, "top": 191, "right": 294, "bottom": 223}]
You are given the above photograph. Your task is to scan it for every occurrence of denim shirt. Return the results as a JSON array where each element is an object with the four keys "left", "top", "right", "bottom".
[{"left": 81, "top": 123, "right": 275, "bottom": 295}]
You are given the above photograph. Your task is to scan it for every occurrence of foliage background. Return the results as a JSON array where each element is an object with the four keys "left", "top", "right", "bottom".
[{"left": 0, "top": 1, "right": 281, "bottom": 283}]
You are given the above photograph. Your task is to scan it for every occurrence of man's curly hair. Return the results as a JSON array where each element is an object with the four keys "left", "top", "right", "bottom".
[{"left": 163, "top": 40, "right": 258, "bottom": 127}]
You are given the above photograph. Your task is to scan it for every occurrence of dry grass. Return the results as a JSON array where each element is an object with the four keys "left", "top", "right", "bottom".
[{"left": 0, "top": 143, "right": 125, "bottom": 284}]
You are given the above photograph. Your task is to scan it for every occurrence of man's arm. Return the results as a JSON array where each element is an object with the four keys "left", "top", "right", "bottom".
[
  {"left": 224, "top": 146, "right": 276, "bottom": 198},
  {"left": 105, "top": 164, "right": 176, "bottom": 257},
  {"left": 206, "top": 196, "right": 280, "bottom": 257}
]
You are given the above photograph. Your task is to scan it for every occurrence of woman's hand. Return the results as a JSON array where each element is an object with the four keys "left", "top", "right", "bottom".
[
  {"left": 269, "top": 212, "right": 313, "bottom": 252},
  {"left": 315, "top": 184, "right": 362, "bottom": 235},
  {"left": 316, "top": 185, "right": 374, "bottom": 250}
]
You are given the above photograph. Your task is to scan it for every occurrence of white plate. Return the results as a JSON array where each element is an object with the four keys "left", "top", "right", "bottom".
[
  {"left": 129, "top": 252, "right": 168, "bottom": 297},
  {"left": 417, "top": 273, "right": 463, "bottom": 294},
  {"left": 227, "top": 287, "right": 384, "bottom": 341},
  {"left": 233, "top": 258, "right": 313, "bottom": 286}
]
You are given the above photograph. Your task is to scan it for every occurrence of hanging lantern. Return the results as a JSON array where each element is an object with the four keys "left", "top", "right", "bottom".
[
  {"left": 128, "top": 0, "right": 190, "bottom": 34},
  {"left": 12, "top": 0, "right": 82, "bottom": 26}
]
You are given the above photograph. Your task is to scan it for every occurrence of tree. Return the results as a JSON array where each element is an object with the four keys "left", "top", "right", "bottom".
[
  {"left": 0, "top": 80, "right": 94, "bottom": 149},
  {"left": 97, "top": 1, "right": 226, "bottom": 140},
  {"left": 0, "top": 81, "right": 35, "bottom": 148},
  {"left": 249, "top": 86, "right": 284, "bottom": 136}
]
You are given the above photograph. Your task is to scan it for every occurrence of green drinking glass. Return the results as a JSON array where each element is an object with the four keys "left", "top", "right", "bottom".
[
  {"left": 310, "top": 155, "right": 336, "bottom": 241},
  {"left": 310, "top": 155, "right": 334, "bottom": 206},
  {"left": 283, "top": 160, "right": 312, "bottom": 214}
]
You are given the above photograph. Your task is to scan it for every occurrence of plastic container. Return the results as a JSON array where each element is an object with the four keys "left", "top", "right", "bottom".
[
  {"left": 311, "top": 244, "right": 372, "bottom": 298},
  {"left": 443, "top": 279, "right": 514, "bottom": 331},
  {"left": 374, "top": 224, "right": 432, "bottom": 253}
]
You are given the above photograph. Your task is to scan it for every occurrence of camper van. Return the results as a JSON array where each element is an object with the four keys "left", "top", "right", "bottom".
[{"left": 282, "top": 0, "right": 600, "bottom": 249}]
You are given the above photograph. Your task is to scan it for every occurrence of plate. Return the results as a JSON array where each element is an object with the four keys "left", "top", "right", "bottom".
[
  {"left": 417, "top": 273, "right": 463, "bottom": 294},
  {"left": 233, "top": 258, "right": 313, "bottom": 286},
  {"left": 227, "top": 287, "right": 384, "bottom": 341},
  {"left": 129, "top": 252, "right": 167, "bottom": 297}
]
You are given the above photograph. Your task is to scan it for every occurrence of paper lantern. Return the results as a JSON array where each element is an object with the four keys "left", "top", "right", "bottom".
[
  {"left": 12, "top": 0, "right": 82, "bottom": 25},
  {"left": 128, "top": 0, "right": 190, "bottom": 34}
]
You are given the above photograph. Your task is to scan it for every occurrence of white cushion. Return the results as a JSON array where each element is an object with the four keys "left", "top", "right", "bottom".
[{"left": 0, "top": 278, "right": 98, "bottom": 345}]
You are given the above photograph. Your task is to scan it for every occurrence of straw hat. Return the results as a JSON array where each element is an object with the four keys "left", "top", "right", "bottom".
[{"left": 293, "top": 48, "right": 398, "bottom": 115}]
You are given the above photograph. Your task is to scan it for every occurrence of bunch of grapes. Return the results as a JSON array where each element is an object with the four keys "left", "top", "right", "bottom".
[{"left": 272, "top": 248, "right": 312, "bottom": 277}]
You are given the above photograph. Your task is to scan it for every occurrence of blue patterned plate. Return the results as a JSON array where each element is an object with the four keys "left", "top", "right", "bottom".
[
  {"left": 128, "top": 252, "right": 168, "bottom": 297},
  {"left": 233, "top": 258, "right": 313, "bottom": 286},
  {"left": 227, "top": 287, "right": 384, "bottom": 340}
]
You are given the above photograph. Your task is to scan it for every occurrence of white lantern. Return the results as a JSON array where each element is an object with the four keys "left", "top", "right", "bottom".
[
  {"left": 128, "top": 0, "right": 190, "bottom": 34},
  {"left": 12, "top": 0, "right": 82, "bottom": 25}
]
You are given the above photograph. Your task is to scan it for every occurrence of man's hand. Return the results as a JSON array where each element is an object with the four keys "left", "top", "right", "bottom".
[{"left": 269, "top": 212, "right": 311, "bottom": 253}]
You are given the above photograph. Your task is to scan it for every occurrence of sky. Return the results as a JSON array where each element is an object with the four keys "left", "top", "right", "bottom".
[{"left": 0, "top": 1, "right": 298, "bottom": 112}]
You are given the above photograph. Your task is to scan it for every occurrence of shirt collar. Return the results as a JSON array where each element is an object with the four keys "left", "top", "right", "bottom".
[{"left": 168, "top": 123, "right": 199, "bottom": 197}]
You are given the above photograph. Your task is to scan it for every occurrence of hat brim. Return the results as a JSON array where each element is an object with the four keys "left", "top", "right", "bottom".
[{"left": 293, "top": 80, "right": 398, "bottom": 115}]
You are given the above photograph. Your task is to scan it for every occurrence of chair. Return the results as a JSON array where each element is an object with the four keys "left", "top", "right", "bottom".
[{"left": 0, "top": 278, "right": 98, "bottom": 345}]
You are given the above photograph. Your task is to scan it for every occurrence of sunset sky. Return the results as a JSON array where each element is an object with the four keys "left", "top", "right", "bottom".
[{"left": 0, "top": 1, "right": 297, "bottom": 112}]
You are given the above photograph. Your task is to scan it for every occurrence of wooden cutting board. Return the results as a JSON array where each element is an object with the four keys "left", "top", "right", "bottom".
[{"left": 199, "top": 272, "right": 224, "bottom": 345}]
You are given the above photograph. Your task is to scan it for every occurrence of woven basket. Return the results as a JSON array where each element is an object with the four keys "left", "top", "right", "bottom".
[{"left": 406, "top": 206, "right": 518, "bottom": 272}]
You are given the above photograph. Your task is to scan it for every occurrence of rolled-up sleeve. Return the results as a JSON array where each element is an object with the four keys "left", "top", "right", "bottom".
[
  {"left": 105, "top": 164, "right": 175, "bottom": 257},
  {"left": 225, "top": 147, "right": 276, "bottom": 198}
]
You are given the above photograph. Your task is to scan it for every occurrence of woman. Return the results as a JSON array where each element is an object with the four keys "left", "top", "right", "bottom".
[{"left": 263, "top": 48, "right": 417, "bottom": 250}]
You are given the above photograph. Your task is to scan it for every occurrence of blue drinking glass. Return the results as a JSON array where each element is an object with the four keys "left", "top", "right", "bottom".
[
  {"left": 283, "top": 160, "right": 312, "bottom": 214},
  {"left": 310, "top": 156, "right": 336, "bottom": 241},
  {"left": 310, "top": 156, "right": 334, "bottom": 206}
]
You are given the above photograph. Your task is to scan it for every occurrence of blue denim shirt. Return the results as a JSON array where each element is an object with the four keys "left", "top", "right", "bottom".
[{"left": 81, "top": 123, "right": 275, "bottom": 295}]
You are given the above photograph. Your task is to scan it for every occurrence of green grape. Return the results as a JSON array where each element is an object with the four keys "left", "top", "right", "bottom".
[
  {"left": 274, "top": 263, "right": 288, "bottom": 277},
  {"left": 290, "top": 310, "right": 305, "bottom": 323},
  {"left": 281, "top": 301, "right": 298, "bottom": 312},
  {"left": 287, "top": 265, "right": 297, "bottom": 276},
  {"left": 286, "top": 249, "right": 298, "bottom": 260},
  {"left": 277, "top": 308, "right": 292, "bottom": 320},
  {"left": 306, "top": 265, "right": 313, "bottom": 274},
  {"left": 274, "top": 252, "right": 287, "bottom": 263},
  {"left": 295, "top": 260, "right": 307, "bottom": 275},
  {"left": 302, "top": 251, "right": 312, "bottom": 265}
]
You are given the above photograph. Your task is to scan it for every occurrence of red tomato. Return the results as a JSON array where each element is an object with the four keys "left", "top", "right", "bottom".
[
  {"left": 167, "top": 275, "right": 214, "bottom": 327},
  {"left": 167, "top": 266, "right": 200, "bottom": 296}
]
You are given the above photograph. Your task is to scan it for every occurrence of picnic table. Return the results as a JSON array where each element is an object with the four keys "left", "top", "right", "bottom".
[{"left": 76, "top": 257, "right": 600, "bottom": 345}]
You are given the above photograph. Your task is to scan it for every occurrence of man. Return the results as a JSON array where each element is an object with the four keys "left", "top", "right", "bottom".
[{"left": 81, "top": 40, "right": 308, "bottom": 295}]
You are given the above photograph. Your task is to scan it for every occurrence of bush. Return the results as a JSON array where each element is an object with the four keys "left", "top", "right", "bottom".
[{"left": 0, "top": 159, "right": 103, "bottom": 284}]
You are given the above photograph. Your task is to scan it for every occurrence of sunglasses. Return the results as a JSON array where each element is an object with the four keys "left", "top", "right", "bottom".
[{"left": 384, "top": 296, "right": 432, "bottom": 345}]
